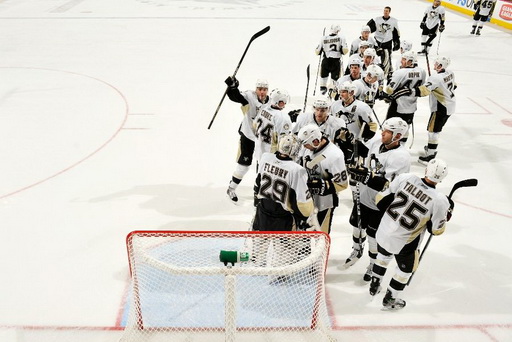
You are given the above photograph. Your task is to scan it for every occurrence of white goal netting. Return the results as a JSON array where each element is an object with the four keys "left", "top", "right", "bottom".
[{"left": 121, "top": 230, "right": 336, "bottom": 342}]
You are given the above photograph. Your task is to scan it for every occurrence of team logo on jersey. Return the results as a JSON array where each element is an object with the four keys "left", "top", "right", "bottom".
[{"left": 378, "top": 23, "right": 391, "bottom": 33}]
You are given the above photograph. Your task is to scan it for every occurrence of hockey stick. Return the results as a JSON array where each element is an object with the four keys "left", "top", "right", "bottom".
[
  {"left": 425, "top": 51, "right": 431, "bottom": 77},
  {"left": 407, "top": 178, "right": 478, "bottom": 286},
  {"left": 371, "top": 107, "right": 382, "bottom": 129},
  {"left": 354, "top": 123, "right": 367, "bottom": 252},
  {"left": 303, "top": 64, "right": 310, "bottom": 113},
  {"left": 305, "top": 154, "right": 326, "bottom": 169},
  {"left": 436, "top": 31, "right": 442, "bottom": 55},
  {"left": 207, "top": 26, "right": 270, "bottom": 130},
  {"left": 408, "top": 120, "right": 415, "bottom": 149}
]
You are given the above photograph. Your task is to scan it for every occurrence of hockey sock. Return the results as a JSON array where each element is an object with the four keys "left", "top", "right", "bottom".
[
  {"left": 229, "top": 177, "right": 242, "bottom": 190},
  {"left": 233, "top": 164, "right": 250, "bottom": 181},
  {"left": 367, "top": 236, "right": 378, "bottom": 260}
]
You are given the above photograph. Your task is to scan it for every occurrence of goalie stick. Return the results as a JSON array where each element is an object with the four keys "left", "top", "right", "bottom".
[
  {"left": 208, "top": 26, "right": 270, "bottom": 129},
  {"left": 407, "top": 178, "right": 478, "bottom": 285}
]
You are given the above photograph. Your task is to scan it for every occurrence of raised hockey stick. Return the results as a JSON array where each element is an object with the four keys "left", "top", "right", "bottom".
[
  {"left": 407, "top": 178, "right": 478, "bottom": 286},
  {"left": 305, "top": 154, "right": 326, "bottom": 169},
  {"left": 207, "top": 26, "right": 270, "bottom": 130},
  {"left": 303, "top": 64, "right": 310, "bottom": 113}
]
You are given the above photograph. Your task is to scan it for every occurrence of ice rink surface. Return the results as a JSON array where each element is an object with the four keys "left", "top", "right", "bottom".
[{"left": 0, "top": 0, "right": 511, "bottom": 341}]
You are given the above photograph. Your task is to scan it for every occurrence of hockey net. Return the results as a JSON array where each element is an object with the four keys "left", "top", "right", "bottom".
[{"left": 121, "top": 230, "right": 335, "bottom": 342}]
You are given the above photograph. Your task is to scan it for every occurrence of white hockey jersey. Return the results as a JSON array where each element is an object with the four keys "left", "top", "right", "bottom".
[
  {"left": 353, "top": 78, "right": 380, "bottom": 108},
  {"left": 240, "top": 90, "right": 268, "bottom": 141},
  {"left": 331, "top": 98, "right": 374, "bottom": 139},
  {"left": 423, "top": 5, "right": 446, "bottom": 29},
  {"left": 475, "top": 0, "right": 496, "bottom": 16},
  {"left": 376, "top": 173, "right": 450, "bottom": 254},
  {"left": 292, "top": 112, "right": 346, "bottom": 142},
  {"left": 298, "top": 141, "right": 348, "bottom": 212},
  {"left": 316, "top": 33, "right": 348, "bottom": 59},
  {"left": 254, "top": 105, "right": 292, "bottom": 164},
  {"left": 371, "top": 16, "right": 400, "bottom": 44},
  {"left": 424, "top": 69, "right": 457, "bottom": 115},
  {"left": 359, "top": 134, "right": 411, "bottom": 210},
  {"left": 256, "top": 152, "right": 313, "bottom": 216},
  {"left": 349, "top": 36, "right": 378, "bottom": 55},
  {"left": 386, "top": 65, "right": 426, "bottom": 114}
]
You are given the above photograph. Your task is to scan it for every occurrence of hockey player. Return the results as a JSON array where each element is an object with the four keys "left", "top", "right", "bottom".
[
  {"left": 353, "top": 64, "right": 385, "bottom": 109},
  {"left": 292, "top": 97, "right": 346, "bottom": 143},
  {"left": 252, "top": 134, "right": 316, "bottom": 232},
  {"left": 419, "top": 0, "right": 446, "bottom": 55},
  {"left": 297, "top": 124, "right": 348, "bottom": 234},
  {"left": 253, "top": 88, "right": 293, "bottom": 165},
  {"left": 369, "top": 158, "right": 454, "bottom": 310},
  {"left": 252, "top": 135, "right": 319, "bottom": 269},
  {"left": 471, "top": 0, "right": 497, "bottom": 36},
  {"left": 315, "top": 24, "right": 349, "bottom": 95},
  {"left": 349, "top": 25, "right": 378, "bottom": 56},
  {"left": 392, "top": 39, "right": 413, "bottom": 72},
  {"left": 331, "top": 81, "right": 378, "bottom": 164},
  {"left": 383, "top": 51, "right": 426, "bottom": 143},
  {"left": 367, "top": 6, "right": 401, "bottom": 79},
  {"left": 225, "top": 77, "right": 270, "bottom": 203},
  {"left": 414, "top": 56, "right": 457, "bottom": 164},
  {"left": 338, "top": 56, "right": 362, "bottom": 84},
  {"left": 343, "top": 117, "right": 411, "bottom": 282}
]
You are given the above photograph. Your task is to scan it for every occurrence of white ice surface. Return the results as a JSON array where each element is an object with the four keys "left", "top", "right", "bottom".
[{"left": 0, "top": 0, "right": 511, "bottom": 341}]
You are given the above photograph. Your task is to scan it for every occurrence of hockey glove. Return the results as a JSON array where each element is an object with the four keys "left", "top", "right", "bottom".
[
  {"left": 420, "top": 22, "right": 426, "bottom": 30},
  {"left": 337, "top": 127, "right": 354, "bottom": 144},
  {"left": 348, "top": 166, "right": 371, "bottom": 185},
  {"left": 391, "top": 88, "right": 412, "bottom": 100},
  {"left": 447, "top": 196, "right": 455, "bottom": 221},
  {"left": 439, "top": 25, "right": 445, "bottom": 32},
  {"left": 288, "top": 109, "right": 301, "bottom": 123},
  {"left": 224, "top": 76, "right": 239, "bottom": 89},
  {"left": 307, "top": 178, "right": 329, "bottom": 196}
]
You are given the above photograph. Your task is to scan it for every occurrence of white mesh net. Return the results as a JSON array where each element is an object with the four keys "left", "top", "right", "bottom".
[{"left": 121, "top": 230, "right": 336, "bottom": 342}]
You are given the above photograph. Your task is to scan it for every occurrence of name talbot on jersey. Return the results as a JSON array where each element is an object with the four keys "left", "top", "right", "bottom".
[
  {"left": 404, "top": 181, "right": 433, "bottom": 205},
  {"left": 263, "top": 162, "right": 289, "bottom": 179}
]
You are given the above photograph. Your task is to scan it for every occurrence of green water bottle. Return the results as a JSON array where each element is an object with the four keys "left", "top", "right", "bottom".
[{"left": 219, "top": 250, "right": 250, "bottom": 266}]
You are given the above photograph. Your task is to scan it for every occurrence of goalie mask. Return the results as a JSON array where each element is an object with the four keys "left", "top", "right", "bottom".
[
  {"left": 277, "top": 134, "right": 299, "bottom": 157},
  {"left": 425, "top": 158, "right": 448, "bottom": 183}
]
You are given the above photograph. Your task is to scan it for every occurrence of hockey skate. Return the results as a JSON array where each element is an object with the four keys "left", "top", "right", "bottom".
[
  {"left": 470, "top": 26, "right": 476, "bottom": 35},
  {"left": 418, "top": 152, "right": 437, "bottom": 165},
  {"left": 382, "top": 290, "right": 406, "bottom": 310},
  {"left": 341, "top": 246, "right": 363, "bottom": 269},
  {"left": 226, "top": 186, "right": 238, "bottom": 203},
  {"left": 476, "top": 28, "right": 481, "bottom": 36},
  {"left": 369, "top": 277, "right": 381, "bottom": 296},
  {"left": 363, "top": 263, "right": 373, "bottom": 282}
]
